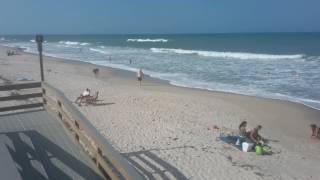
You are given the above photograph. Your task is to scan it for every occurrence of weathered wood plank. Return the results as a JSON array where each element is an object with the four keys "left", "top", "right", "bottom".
[
  {"left": 0, "top": 93, "right": 42, "bottom": 101},
  {"left": 0, "top": 110, "right": 104, "bottom": 180},
  {"left": 0, "top": 103, "right": 43, "bottom": 112},
  {"left": 0, "top": 82, "right": 41, "bottom": 91}
]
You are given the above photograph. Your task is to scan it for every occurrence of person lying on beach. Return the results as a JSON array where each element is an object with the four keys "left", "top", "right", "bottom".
[
  {"left": 75, "top": 88, "right": 91, "bottom": 105},
  {"left": 250, "top": 125, "right": 264, "bottom": 145}
]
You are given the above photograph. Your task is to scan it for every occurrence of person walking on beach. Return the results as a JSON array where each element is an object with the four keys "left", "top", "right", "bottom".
[{"left": 137, "top": 68, "right": 144, "bottom": 87}]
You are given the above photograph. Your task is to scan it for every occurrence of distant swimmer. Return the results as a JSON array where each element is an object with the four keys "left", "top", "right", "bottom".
[
  {"left": 137, "top": 68, "right": 144, "bottom": 87},
  {"left": 129, "top": 59, "right": 132, "bottom": 64}
]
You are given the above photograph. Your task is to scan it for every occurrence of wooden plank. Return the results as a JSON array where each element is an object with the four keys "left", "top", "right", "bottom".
[
  {"left": 0, "top": 93, "right": 42, "bottom": 101},
  {"left": 0, "top": 82, "right": 41, "bottom": 91},
  {"left": 0, "top": 110, "right": 104, "bottom": 179},
  {"left": 0, "top": 103, "right": 43, "bottom": 112}
]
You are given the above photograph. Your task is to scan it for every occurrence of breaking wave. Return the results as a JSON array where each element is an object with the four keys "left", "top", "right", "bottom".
[
  {"left": 89, "top": 48, "right": 108, "bottom": 54},
  {"left": 150, "top": 48, "right": 305, "bottom": 60},
  {"left": 127, "top": 38, "right": 168, "bottom": 43},
  {"left": 58, "top": 41, "right": 89, "bottom": 45}
]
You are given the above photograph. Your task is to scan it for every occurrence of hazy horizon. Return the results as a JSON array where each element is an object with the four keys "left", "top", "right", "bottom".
[{"left": 1, "top": 32, "right": 320, "bottom": 36}]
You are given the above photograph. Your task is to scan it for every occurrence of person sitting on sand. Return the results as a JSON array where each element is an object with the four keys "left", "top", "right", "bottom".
[
  {"left": 310, "top": 124, "right": 317, "bottom": 138},
  {"left": 239, "top": 121, "right": 248, "bottom": 137},
  {"left": 75, "top": 88, "right": 91, "bottom": 105},
  {"left": 236, "top": 121, "right": 249, "bottom": 145},
  {"left": 250, "top": 125, "right": 264, "bottom": 145}
]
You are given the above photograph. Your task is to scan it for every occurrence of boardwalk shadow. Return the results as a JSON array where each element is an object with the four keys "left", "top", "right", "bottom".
[
  {"left": 0, "top": 130, "right": 103, "bottom": 180},
  {"left": 123, "top": 149, "right": 188, "bottom": 180}
]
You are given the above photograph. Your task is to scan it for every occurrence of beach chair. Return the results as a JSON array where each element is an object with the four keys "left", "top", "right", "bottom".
[{"left": 83, "top": 91, "right": 99, "bottom": 105}]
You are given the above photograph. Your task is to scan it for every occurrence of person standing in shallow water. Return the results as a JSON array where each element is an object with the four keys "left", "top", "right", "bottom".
[{"left": 137, "top": 68, "right": 144, "bottom": 87}]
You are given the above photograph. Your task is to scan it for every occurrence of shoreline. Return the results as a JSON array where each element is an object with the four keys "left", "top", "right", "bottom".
[{"left": 3, "top": 44, "right": 319, "bottom": 112}]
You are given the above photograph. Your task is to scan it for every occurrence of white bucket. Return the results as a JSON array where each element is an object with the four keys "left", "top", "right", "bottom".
[{"left": 242, "top": 142, "right": 254, "bottom": 152}]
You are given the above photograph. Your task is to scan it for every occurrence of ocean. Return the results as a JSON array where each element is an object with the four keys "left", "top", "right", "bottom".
[{"left": 1, "top": 33, "right": 320, "bottom": 110}]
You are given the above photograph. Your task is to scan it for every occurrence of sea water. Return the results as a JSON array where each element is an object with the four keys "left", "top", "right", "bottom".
[{"left": 1, "top": 33, "right": 320, "bottom": 110}]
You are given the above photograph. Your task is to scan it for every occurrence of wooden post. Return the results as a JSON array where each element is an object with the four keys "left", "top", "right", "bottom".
[{"left": 36, "top": 35, "right": 44, "bottom": 82}]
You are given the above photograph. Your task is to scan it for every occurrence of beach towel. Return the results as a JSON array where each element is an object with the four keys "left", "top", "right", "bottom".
[{"left": 219, "top": 135, "right": 242, "bottom": 150}]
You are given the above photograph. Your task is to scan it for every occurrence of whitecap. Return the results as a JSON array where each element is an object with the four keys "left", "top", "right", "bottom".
[
  {"left": 59, "top": 41, "right": 80, "bottom": 45},
  {"left": 150, "top": 48, "right": 305, "bottom": 60},
  {"left": 89, "top": 48, "right": 108, "bottom": 54},
  {"left": 80, "top": 42, "right": 90, "bottom": 46},
  {"left": 127, "top": 38, "right": 168, "bottom": 43}
]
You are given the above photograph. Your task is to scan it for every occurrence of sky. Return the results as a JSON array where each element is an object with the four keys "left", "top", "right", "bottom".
[{"left": 0, "top": 0, "right": 319, "bottom": 34}]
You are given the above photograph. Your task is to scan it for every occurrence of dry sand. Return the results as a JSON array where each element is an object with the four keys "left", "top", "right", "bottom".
[{"left": 0, "top": 46, "right": 320, "bottom": 180}]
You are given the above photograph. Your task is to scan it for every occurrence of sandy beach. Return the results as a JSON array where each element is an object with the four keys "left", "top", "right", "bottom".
[{"left": 1, "top": 46, "right": 320, "bottom": 180}]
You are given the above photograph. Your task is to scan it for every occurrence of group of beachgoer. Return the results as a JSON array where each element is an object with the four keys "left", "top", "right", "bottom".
[
  {"left": 310, "top": 124, "right": 320, "bottom": 139},
  {"left": 238, "top": 121, "right": 265, "bottom": 145}
]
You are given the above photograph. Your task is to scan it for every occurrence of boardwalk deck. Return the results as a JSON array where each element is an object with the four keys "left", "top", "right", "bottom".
[{"left": 0, "top": 110, "right": 104, "bottom": 180}]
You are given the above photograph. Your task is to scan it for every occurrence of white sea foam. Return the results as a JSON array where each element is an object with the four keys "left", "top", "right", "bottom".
[
  {"left": 80, "top": 42, "right": 90, "bottom": 46},
  {"left": 89, "top": 48, "right": 109, "bottom": 54},
  {"left": 0, "top": 37, "right": 5, "bottom": 41},
  {"left": 150, "top": 48, "right": 304, "bottom": 60},
  {"left": 59, "top": 41, "right": 80, "bottom": 45},
  {"left": 30, "top": 39, "right": 47, "bottom": 43},
  {"left": 127, "top": 38, "right": 168, "bottom": 43}
]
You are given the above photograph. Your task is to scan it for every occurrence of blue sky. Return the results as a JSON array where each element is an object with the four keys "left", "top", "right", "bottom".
[{"left": 0, "top": 0, "right": 319, "bottom": 34}]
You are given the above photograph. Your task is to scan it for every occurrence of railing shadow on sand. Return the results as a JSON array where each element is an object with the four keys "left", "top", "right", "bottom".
[{"left": 123, "top": 147, "right": 189, "bottom": 180}]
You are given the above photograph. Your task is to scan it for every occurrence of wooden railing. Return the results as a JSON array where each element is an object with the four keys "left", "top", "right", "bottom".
[
  {"left": 42, "top": 82, "right": 142, "bottom": 180},
  {"left": 0, "top": 82, "right": 43, "bottom": 112}
]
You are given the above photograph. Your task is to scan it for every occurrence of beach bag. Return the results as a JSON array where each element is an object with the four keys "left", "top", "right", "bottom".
[
  {"left": 242, "top": 142, "right": 254, "bottom": 152},
  {"left": 255, "top": 145, "right": 263, "bottom": 155}
]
